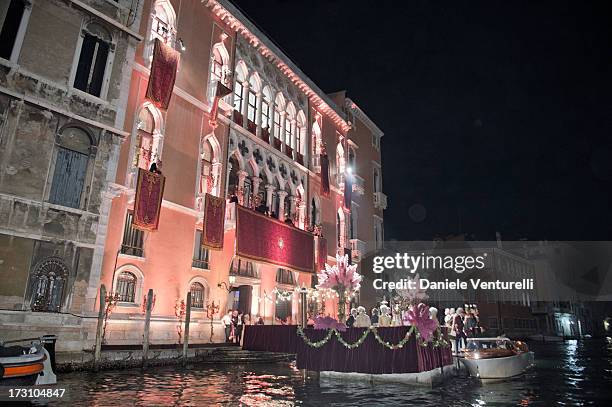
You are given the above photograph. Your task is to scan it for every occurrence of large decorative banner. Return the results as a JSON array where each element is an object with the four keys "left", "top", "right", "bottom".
[
  {"left": 317, "top": 236, "right": 327, "bottom": 272},
  {"left": 145, "top": 39, "right": 180, "bottom": 110},
  {"left": 320, "top": 153, "right": 330, "bottom": 197},
  {"left": 236, "top": 206, "right": 315, "bottom": 273},
  {"left": 202, "top": 193, "right": 226, "bottom": 249},
  {"left": 344, "top": 172, "right": 352, "bottom": 209},
  {"left": 133, "top": 168, "right": 165, "bottom": 231}
]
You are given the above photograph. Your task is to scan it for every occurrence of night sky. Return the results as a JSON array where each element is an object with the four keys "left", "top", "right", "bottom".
[{"left": 231, "top": 0, "right": 612, "bottom": 241}]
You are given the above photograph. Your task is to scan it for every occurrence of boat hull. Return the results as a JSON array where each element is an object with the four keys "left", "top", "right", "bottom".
[{"left": 461, "top": 351, "right": 534, "bottom": 379}]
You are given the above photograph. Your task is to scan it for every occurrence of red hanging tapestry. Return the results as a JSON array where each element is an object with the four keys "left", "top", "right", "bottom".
[
  {"left": 145, "top": 39, "right": 180, "bottom": 110},
  {"left": 202, "top": 193, "right": 226, "bottom": 249},
  {"left": 320, "top": 153, "right": 330, "bottom": 197},
  {"left": 133, "top": 168, "right": 165, "bottom": 231},
  {"left": 236, "top": 206, "right": 315, "bottom": 273},
  {"left": 344, "top": 172, "right": 353, "bottom": 210},
  {"left": 317, "top": 236, "right": 328, "bottom": 272}
]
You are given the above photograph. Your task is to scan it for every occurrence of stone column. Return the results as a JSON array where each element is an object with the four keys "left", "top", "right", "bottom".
[
  {"left": 280, "top": 112, "right": 287, "bottom": 147},
  {"left": 290, "top": 120, "right": 297, "bottom": 150},
  {"left": 277, "top": 190, "right": 288, "bottom": 221},
  {"left": 237, "top": 170, "right": 248, "bottom": 205},
  {"left": 256, "top": 91, "right": 263, "bottom": 137},
  {"left": 241, "top": 81, "right": 249, "bottom": 129},
  {"left": 288, "top": 196, "right": 297, "bottom": 222},
  {"left": 269, "top": 102, "right": 276, "bottom": 143},
  {"left": 265, "top": 184, "right": 274, "bottom": 211},
  {"left": 251, "top": 176, "right": 261, "bottom": 204}
]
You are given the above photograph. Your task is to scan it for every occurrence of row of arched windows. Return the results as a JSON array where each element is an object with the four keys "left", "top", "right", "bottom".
[
  {"left": 114, "top": 268, "right": 209, "bottom": 310},
  {"left": 231, "top": 62, "right": 308, "bottom": 162}
]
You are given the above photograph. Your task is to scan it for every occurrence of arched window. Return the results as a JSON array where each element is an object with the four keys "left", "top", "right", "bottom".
[
  {"left": 285, "top": 103, "right": 296, "bottom": 147},
  {"left": 73, "top": 21, "right": 114, "bottom": 98},
  {"left": 336, "top": 142, "right": 345, "bottom": 186},
  {"left": 233, "top": 63, "right": 248, "bottom": 124},
  {"left": 246, "top": 75, "right": 260, "bottom": 132},
  {"left": 29, "top": 257, "right": 69, "bottom": 312},
  {"left": 208, "top": 43, "right": 230, "bottom": 100},
  {"left": 296, "top": 111, "right": 306, "bottom": 155},
  {"left": 146, "top": 0, "right": 176, "bottom": 62},
  {"left": 199, "top": 139, "right": 213, "bottom": 195},
  {"left": 311, "top": 122, "right": 321, "bottom": 170},
  {"left": 273, "top": 94, "right": 285, "bottom": 141},
  {"left": 190, "top": 282, "right": 205, "bottom": 309},
  {"left": 116, "top": 271, "right": 137, "bottom": 302},
  {"left": 49, "top": 127, "right": 93, "bottom": 209},
  {"left": 135, "top": 108, "right": 154, "bottom": 170}
]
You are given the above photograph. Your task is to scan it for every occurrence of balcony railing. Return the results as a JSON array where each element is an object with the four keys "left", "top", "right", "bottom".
[
  {"left": 352, "top": 174, "right": 365, "bottom": 196},
  {"left": 349, "top": 238, "right": 366, "bottom": 263},
  {"left": 373, "top": 191, "right": 388, "bottom": 210}
]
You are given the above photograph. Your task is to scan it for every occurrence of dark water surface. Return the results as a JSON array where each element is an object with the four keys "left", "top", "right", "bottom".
[{"left": 48, "top": 340, "right": 612, "bottom": 406}]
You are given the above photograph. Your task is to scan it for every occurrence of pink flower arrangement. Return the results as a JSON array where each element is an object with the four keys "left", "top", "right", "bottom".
[
  {"left": 317, "top": 254, "right": 362, "bottom": 294},
  {"left": 395, "top": 273, "right": 428, "bottom": 303},
  {"left": 405, "top": 302, "right": 438, "bottom": 342}
]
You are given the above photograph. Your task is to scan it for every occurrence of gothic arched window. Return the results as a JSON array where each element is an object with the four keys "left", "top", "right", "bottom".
[
  {"left": 116, "top": 271, "right": 137, "bottom": 303},
  {"left": 29, "top": 257, "right": 69, "bottom": 312},
  {"left": 190, "top": 282, "right": 205, "bottom": 309}
]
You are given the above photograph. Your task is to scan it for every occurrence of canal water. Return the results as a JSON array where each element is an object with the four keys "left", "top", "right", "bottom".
[{"left": 45, "top": 339, "right": 612, "bottom": 406}]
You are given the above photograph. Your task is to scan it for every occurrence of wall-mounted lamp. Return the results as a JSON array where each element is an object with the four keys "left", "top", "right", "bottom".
[{"left": 178, "top": 38, "right": 186, "bottom": 51}]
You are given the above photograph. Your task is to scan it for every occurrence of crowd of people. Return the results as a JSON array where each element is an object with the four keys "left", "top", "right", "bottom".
[
  {"left": 221, "top": 309, "right": 265, "bottom": 344},
  {"left": 443, "top": 307, "right": 483, "bottom": 352}
]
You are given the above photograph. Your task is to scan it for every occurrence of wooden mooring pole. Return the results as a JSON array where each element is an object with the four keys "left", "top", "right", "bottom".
[
  {"left": 182, "top": 292, "right": 192, "bottom": 365},
  {"left": 142, "top": 289, "right": 154, "bottom": 368},
  {"left": 93, "top": 284, "right": 106, "bottom": 372}
]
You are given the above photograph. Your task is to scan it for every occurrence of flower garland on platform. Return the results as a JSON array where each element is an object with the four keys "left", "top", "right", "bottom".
[{"left": 296, "top": 325, "right": 449, "bottom": 350}]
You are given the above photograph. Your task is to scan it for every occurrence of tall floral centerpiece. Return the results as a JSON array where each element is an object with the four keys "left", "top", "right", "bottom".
[{"left": 317, "top": 254, "right": 362, "bottom": 323}]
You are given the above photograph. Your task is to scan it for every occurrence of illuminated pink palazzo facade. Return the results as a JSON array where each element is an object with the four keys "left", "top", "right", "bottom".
[{"left": 99, "top": 0, "right": 386, "bottom": 345}]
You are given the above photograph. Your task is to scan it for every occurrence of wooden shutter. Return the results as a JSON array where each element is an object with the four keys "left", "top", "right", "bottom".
[
  {"left": 74, "top": 34, "right": 96, "bottom": 92},
  {"left": 89, "top": 39, "right": 109, "bottom": 96},
  {"left": 49, "top": 147, "right": 88, "bottom": 208}
]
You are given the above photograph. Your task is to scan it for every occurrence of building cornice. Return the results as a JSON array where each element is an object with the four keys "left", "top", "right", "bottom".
[
  {"left": 205, "top": 0, "right": 350, "bottom": 133},
  {"left": 345, "top": 98, "right": 383, "bottom": 138}
]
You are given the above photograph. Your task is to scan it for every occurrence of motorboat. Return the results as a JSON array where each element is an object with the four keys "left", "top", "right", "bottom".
[
  {"left": 0, "top": 335, "right": 57, "bottom": 386},
  {"left": 460, "top": 337, "right": 534, "bottom": 380}
]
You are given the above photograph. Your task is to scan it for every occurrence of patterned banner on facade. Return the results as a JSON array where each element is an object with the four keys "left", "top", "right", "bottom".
[
  {"left": 344, "top": 173, "right": 353, "bottom": 210},
  {"left": 236, "top": 205, "right": 315, "bottom": 273},
  {"left": 133, "top": 168, "right": 165, "bottom": 231},
  {"left": 145, "top": 39, "right": 180, "bottom": 110},
  {"left": 209, "top": 82, "right": 232, "bottom": 126},
  {"left": 317, "top": 236, "right": 327, "bottom": 272},
  {"left": 320, "top": 153, "right": 330, "bottom": 197},
  {"left": 202, "top": 193, "right": 226, "bottom": 249}
]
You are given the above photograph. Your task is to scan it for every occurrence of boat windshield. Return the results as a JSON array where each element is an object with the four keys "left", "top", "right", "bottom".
[{"left": 466, "top": 339, "right": 514, "bottom": 352}]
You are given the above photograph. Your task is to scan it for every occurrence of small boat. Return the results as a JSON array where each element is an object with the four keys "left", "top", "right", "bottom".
[
  {"left": 0, "top": 335, "right": 57, "bottom": 386},
  {"left": 460, "top": 337, "right": 534, "bottom": 380}
]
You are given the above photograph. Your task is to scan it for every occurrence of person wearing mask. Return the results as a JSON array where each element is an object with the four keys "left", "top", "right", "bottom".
[{"left": 464, "top": 309, "right": 477, "bottom": 338}]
